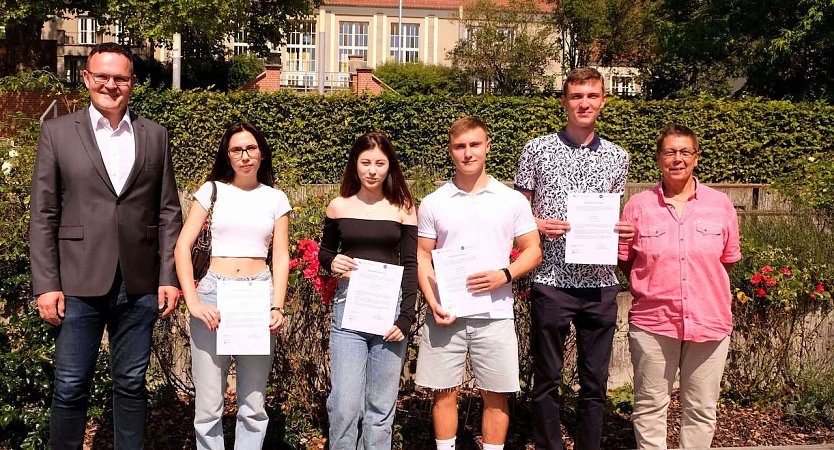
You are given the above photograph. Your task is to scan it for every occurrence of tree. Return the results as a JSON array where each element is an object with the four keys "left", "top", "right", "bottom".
[
  {"left": 638, "top": 0, "right": 834, "bottom": 100},
  {"left": 448, "top": 0, "right": 559, "bottom": 95},
  {"left": 552, "top": 0, "right": 656, "bottom": 72},
  {"left": 1, "top": 0, "right": 107, "bottom": 73},
  {"left": 227, "top": 52, "right": 264, "bottom": 90},
  {"left": 1, "top": 0, "right": 320, "bottom": 74}
]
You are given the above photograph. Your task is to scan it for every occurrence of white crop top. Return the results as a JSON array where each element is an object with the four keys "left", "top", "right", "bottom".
[{"left": 193, "top": 182, "right": 292, "bottom": 257}]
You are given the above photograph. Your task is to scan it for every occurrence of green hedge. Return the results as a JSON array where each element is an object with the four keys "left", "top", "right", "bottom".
[{"left": 125, "top": 87, "right": 834, "bottom": 189}]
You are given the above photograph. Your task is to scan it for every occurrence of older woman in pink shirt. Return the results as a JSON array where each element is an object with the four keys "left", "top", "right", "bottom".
[{"left": 618, "top": 124, "right": 741, "bottom": 449}]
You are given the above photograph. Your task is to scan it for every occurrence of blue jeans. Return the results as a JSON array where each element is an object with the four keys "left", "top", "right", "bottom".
[
  {"left": 190, "top": 269, "right": 275, "bottom": 450},
  {"left": 51, "top": 273, "right": 157, "bottom": 450},
  {"left": 327, "top": 281, "right": 407, "bottom": 450}
]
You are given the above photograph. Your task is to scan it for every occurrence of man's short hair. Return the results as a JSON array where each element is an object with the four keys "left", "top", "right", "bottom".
[
  {"left": 88, "top": 43, "right": 134, "bottom": 72},
  {"left": 656, "top": 123, "right": 700, "bottom": 154},
  {"left": 562, "top": 67, "right": 605, "bottom": 94},
  {"left": 448, "top": 116, "right": 489, "bottom": 143}
]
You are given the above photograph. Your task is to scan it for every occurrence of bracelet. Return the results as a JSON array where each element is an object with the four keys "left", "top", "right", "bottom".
[
  {"left": 501, "top": 267, "right": 512, "bottom": 284},
  {"left": 270, "top": 306, "right": 285, "bottom": 314}
]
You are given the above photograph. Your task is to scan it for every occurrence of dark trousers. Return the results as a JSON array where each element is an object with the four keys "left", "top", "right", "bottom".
[
  {"left": 530, "top": 283, "right": 620, "bottom": 450},
  {"left": 50, "top": 272, "right": 157, "bottom": 450}
]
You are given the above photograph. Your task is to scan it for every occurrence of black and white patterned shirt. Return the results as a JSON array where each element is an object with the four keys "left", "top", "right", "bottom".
[{"left": 514, "top": 130, "right": 629, "bottom": 288}]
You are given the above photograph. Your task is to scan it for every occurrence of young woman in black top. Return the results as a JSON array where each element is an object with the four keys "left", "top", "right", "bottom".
[{"left": 318, "top": 132, "right": 417, "bottom": 449}]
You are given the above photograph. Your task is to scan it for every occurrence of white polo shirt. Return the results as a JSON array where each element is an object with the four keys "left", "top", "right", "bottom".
[{"left": 418, "top": 176, "right": 537, "bottom": 319}]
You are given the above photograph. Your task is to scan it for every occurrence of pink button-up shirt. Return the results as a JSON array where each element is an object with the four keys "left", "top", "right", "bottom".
[{"left": 618, "top": 182, "right": 741, "bottom": 342}]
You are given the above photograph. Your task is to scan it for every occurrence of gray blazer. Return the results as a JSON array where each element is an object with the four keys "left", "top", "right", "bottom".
[{"left": 29, "top": 109, "right": 182, "bottom": 297}]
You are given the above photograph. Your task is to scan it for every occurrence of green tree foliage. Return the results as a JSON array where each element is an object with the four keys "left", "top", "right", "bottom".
[
  {"left": 1, "top": 0, "right": 107, "bottom": 73},
  {"left": 553, "top": 0, "right": 655, "bottom": 71},
  {"left": 638, "top": 0, "right": 834, "bottom": 101},
  {"left": 373, "top": 62, "right": 471, "bottom": 96},
  {"left": 227, "top": 53, "right": 265, "bottom": 90},
  {"left": 449, "top": 0, "right": 559, "bottom": 95}
]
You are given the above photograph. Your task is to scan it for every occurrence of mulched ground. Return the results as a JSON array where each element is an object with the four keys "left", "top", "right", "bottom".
[{"left": 83, "top": 390, "right": 834, "bottom": 449}]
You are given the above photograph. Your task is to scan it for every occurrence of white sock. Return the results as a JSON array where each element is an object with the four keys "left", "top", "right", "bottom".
[
  {"left": 482, "top": 444, "right": 504, "bottom": 450},
  {"left": 435, "top": 437, "right": 456, "bottom": 450}
]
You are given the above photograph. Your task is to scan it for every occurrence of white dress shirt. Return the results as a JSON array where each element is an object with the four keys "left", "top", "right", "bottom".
[{"left": 89, "top": 106, "right": 135, "bottom": 195}]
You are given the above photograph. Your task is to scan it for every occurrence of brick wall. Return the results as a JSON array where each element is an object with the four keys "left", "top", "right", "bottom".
[
  {"left": 0, "top": 91, "right": 83, "bottom": 135},
  {"left": 0, "top": 91, "right": 82, "bottom": 121},
  {"left": 241, "top": 64, "right": 282, "bottom": 93},
  {"left": 350, "top": 68, "right": 385, "bottom": 95}
]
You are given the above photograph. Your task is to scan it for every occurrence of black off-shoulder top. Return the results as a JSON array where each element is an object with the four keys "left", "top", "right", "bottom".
[{"left": 318, "top": 217, "right": 418, "bottom": 334}]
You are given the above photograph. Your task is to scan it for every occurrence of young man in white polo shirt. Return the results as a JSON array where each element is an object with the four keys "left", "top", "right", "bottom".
[{"left": 415, "top": 116, "right": 542, "bottom": 450}]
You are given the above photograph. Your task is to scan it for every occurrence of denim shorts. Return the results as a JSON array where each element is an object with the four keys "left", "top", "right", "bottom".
[
  {"left": 414, "top": 315, "right": 520, "bottom": 392},
  {"left": 196, "top": 268, "right": 273, "bottom": 306}
]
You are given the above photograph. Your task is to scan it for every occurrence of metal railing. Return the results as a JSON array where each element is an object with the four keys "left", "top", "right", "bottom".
[
  {"left": 39, "top": 100, "right": 58, "bottom": 124},
  {"left": 58, "top": 31, "right": 143, "bottom": 47},
  {"left": 281, "top": 71, "right": 351, "bottom": 93}
]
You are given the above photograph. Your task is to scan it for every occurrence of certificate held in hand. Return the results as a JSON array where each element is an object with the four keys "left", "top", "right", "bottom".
[
  {"left": 564, "top": 192, "right": 621, "bottom": 265},
  {"left": 342, "top": 258, "right": 403, "bottom": 336},
  {"left": 432, "top": 245, "right": 493, "bottom": 317},
  {"left": 216, "top": 279, "right": 271, "bottom": 355}
]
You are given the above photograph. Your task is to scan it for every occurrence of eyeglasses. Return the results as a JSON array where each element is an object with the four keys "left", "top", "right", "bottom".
[
  {"left": 228, "top": 144, "right": 260, "bottom": 159},
  {"left": 660, "top": 148, "right": 698, "bottom": 159},
  {"left": 85, "top": 71, "right": 133, "bottom": 86}
]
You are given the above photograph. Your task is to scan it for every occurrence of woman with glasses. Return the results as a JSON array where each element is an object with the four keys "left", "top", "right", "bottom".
[
  {"left": 618, "top": 123, "right": 741, "bottom": 449},
  {"left": 318, "top": 132, "right": 417, "bottom": 449},
  {"left": 174, "top": 121, "right": 291, "bottom": 449}
]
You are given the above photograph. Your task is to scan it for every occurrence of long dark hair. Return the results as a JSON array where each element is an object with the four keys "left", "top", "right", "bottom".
[
  {"left": 339, "top": 132, "right": 414, "bottom": 211},
  {"left": 208, "top": 121, "right": 275, "bottom": 186}
]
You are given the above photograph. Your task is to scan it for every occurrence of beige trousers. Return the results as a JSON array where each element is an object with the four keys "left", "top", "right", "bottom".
[{"left": 629, "top": 325, "right": 730, "bottom": 450}]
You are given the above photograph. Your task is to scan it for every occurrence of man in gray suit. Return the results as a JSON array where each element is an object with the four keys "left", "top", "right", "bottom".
[{"left": 29, "top": 42, "right": 182, "bottom": 449}]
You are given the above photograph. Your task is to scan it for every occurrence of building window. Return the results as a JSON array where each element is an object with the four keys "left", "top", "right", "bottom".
[
  {"left": 338, "top": 21, "right": 368, "bottom": 72},
  {"left": 464, "top": 26, "right": 515, "bottom": 49},
  {"left": 78, "top": 17, "right": 97, "bottom": 45},
  {"left": 234, "top": 29, "right": 250, "bottom": 55},
  {"left": 285, "top": 21, "right": 316, "bottom": 87},
  {"left": 65, "top": 56, "right": 86, "bottom": 84},
  {"left": 611, "top": 76, "right": 636, "bottom": 96},
  {"left": 111, "top": 20, "right": 130, "bottom": 45},
  {"left": 390, "top": 23, "right": 419, "bottom": 62}
]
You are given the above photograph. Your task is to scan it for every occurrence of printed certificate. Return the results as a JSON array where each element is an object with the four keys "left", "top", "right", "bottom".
[
  {"left": 216, "top": 279, "right": 271, "bottom": 355},
  {"left": 564, "top": 192, "right": 621, "bottom": 265},
  {"left": 432, "top": 245, "right": 493, "bottom": 317},
  {"left": 342, "top": 258, "right": 403, "bottom": 335}
]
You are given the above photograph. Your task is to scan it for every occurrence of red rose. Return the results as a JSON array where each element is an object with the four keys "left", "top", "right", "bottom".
[
  {"left": 780, "top": 267, "right": 792, "bottom": 275},
  {"left": 321, "top": 277, "right": 339, "bottom": 304},
  {"left": 761, "top": 266, "right": 774, "bottom": 273},
  {"left": 764, "top": 276, "right": 777, "bottom": 287},
  {"left": 755, "top": 288, "right": 767, "bottom": 297},
  {"left": 303, "top": 263, "right": 319, "bottom": 279},
  {"left": 289, "top": 258, "right": 301, "bottom": 269},
  {"left": 816, "top": 283, "right": 825, "bottom": 293},
  {"left": 510, "top": 248, "right": 521, "bottom": 261},
  {"left": 312, "top": 276, "right": 324, "bottom": 292},
  {"left": 750, "top": 274, "right": 764, "bottom": 285},
  {"left": 302, "top": 249, "right": 318, "bottom": 263}
]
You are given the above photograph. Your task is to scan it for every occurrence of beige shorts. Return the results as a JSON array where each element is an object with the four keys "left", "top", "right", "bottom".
[{"left": 414, "top": 315, "right": 520, "bottom": 393}]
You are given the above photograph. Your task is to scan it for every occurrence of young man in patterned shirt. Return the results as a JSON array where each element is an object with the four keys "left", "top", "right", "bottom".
[{"left": 513, "top": 67, "right": 635, "bottom": 450}]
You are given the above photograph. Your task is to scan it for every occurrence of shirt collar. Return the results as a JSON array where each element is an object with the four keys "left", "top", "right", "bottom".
[
  {"left": 89, "top": 105, "right": 132, "bottom": 133},
  {"left": 655, "top": 178, "right": 701, "bottom": 203},
  {"left": 557, "top": 129, "right": 601, "bottom": 151},
  {"left": 445, "top": 175, "right": 501, "bottom": 197}
]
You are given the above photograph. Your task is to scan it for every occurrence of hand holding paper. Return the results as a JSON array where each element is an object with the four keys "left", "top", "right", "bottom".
[{"left": 564, "top": 192, "right": 622, "bottom": 265}]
